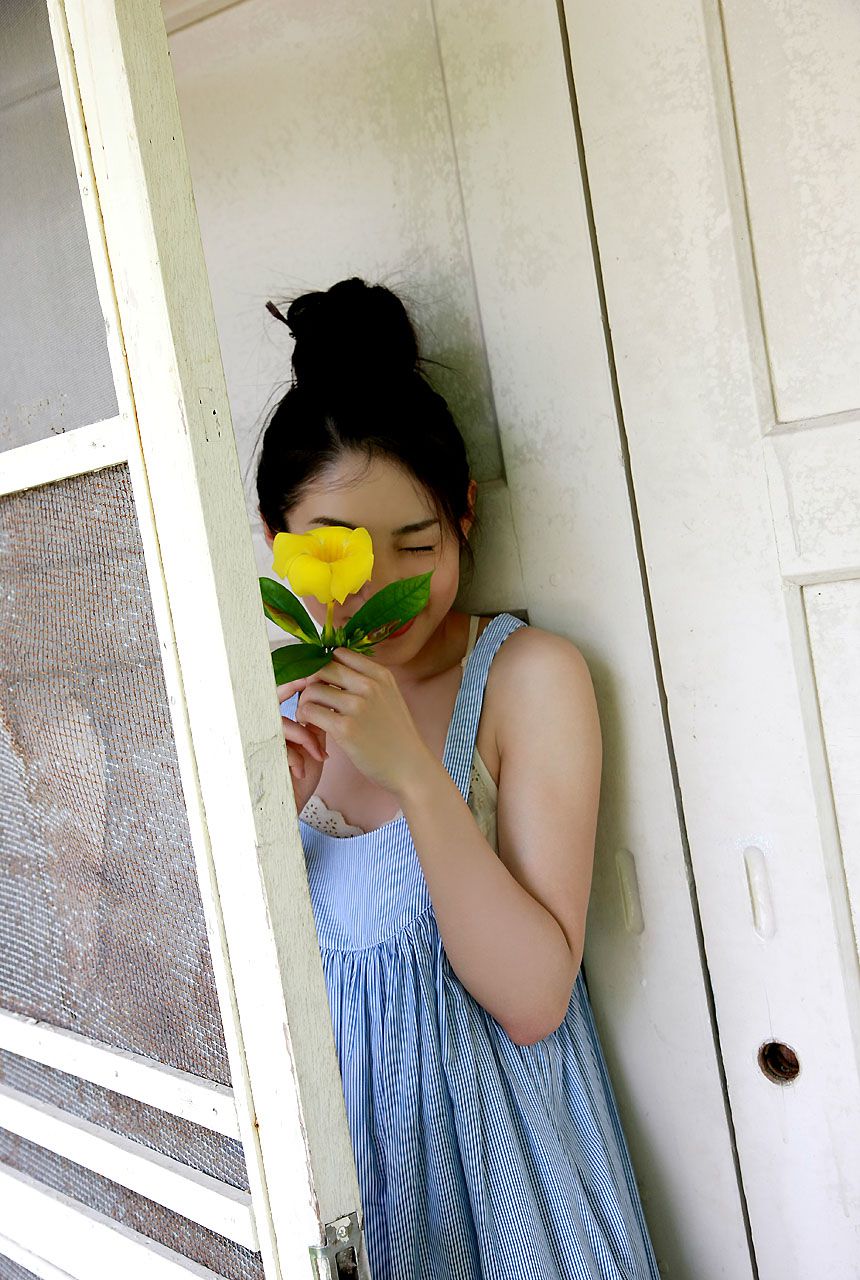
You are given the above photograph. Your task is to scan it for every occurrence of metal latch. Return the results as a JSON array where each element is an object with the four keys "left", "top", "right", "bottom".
[{"left": 309, "top": 1211, "right": 371, "bottom": 1278}]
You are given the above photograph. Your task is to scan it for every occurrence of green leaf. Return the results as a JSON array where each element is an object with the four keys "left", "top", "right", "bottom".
[
  {"left": 260, "top": 577, "right": 319, "bottom": 643},
  {"left": 355, "top": 618, "right": 414, "bottom": 645},
  {"left": 343, "top": 572, "right": 432, "bottom": 644},
  {"left": 271, "top": 642, "right": 331, "bottom": 683}
]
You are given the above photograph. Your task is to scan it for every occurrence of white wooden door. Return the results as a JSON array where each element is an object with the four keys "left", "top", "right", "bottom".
[
  {"left": 0, "top": 2, "right": 364, "bottom": 1277},
  {"left": 565, "top": 0, "right": 860, "bottom": 1274}
]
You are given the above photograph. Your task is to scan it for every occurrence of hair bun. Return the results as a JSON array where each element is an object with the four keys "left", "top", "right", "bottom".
[{"left": 285, "top": 277, "right": 419, "bottom": 395}]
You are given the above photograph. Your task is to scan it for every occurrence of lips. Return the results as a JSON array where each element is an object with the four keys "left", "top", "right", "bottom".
[{"left": 387, "top": 617, "right": 416, "bottom": 640}]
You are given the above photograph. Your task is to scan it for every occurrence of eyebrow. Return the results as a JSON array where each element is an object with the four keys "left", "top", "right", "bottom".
[{"left": 307, "top": 517, "right": 440, "bottom": 536}]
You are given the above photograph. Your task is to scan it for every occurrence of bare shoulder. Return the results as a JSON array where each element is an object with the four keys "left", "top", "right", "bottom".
[
  {"left": 484, "top": 620, "right": 601, "bottom": 753},
  {"left": 488, "top": 621, "right": 597, "bottom": 696}
]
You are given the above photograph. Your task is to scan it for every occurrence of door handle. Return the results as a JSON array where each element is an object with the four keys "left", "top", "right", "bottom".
[{"left": 744, "top": 845, "right": 776, "bottom": 939}]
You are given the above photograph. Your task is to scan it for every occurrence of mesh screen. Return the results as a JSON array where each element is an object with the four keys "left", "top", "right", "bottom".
[
  {"left": 0, "top": 1258, "right": 41, "bottom": 1280},
  {"left": 0, "top": 1048, "right": 248, "bottom": 1189},
  {"left": 0, "top": 0, "right": 118, "bottom": 450},
  {"left": 0, "top": 1129, "right": 264, "bottom": 1280},
  {"left": 0, "top": 465, "right": 231, "bottom": 1083}
]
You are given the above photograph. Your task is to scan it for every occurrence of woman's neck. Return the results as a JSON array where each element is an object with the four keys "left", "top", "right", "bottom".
[{"left": 383, "top": 609, "right": 472, "bottom": 690}]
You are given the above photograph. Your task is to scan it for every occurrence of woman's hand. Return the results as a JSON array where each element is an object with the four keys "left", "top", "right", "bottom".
[
  {"left": 277, "top": 678, "right": 328, "bottom": 813},
  {"left": 293, "top": 648, "right": 432, "bottom": 795}
]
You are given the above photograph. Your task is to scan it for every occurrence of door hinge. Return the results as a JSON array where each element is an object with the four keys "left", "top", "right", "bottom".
[{"left": 309, "top": 1210, "right": 371, "bottom": 1279}]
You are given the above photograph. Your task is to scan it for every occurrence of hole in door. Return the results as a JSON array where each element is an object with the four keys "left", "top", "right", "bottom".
[{"left": 757, "top": 1040, "right": 800, "bottom": 1084}]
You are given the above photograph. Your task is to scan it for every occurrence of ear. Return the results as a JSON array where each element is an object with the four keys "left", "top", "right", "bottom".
[
  {"left": 260, "top": 514, "right": 276, "bottom": 550},
  {"left": 461, "top": 478, "right": 478, "bottom": 538}
]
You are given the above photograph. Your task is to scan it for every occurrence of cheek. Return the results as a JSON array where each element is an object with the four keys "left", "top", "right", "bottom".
[{"left": 427, "top": 553, "right": 461, "bottom": 608}]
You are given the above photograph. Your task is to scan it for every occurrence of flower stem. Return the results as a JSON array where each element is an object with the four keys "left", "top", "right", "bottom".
[{"left": 322, "top": 599, "right": 335, "bottom": 647}]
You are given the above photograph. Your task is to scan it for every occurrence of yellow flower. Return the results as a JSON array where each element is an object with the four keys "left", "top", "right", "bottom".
[{"left": 272, "top": 525, "right": 374, "bottom": 605}]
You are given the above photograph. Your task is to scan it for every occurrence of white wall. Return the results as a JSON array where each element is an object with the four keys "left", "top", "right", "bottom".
[
  {"left": 0, "top": 0, "right": 116, "bottom": 448},
  {"left": 168, "top": 0, "right": 504, "bottom": 557}
]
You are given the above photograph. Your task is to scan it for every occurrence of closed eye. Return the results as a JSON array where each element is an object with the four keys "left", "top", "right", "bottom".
[{"left": 403, "top": 546, "right": 436, "bottom": 553}]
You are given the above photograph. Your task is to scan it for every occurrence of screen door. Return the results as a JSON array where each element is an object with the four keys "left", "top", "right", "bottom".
[{"left": 0, "top": 2, "right": 364, "bottom": 1277}]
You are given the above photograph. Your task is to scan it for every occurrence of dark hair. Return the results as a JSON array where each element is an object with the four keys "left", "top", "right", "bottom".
[{"left": 254, "top": 277, "right": 476, "bottom": 573}]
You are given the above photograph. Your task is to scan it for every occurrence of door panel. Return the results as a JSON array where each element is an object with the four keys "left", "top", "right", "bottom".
[
  {"left": 765, "top": 421, "right": 860, "bottom": 577},
  {"left": 804, "top": 582, "right": 860, "bottom": 955},
  {"left": 565, "top": 0, "right": 860, "bottom": 1273},
  {"left": 720, "top": 0, "right": 860, "bottom": 421}
]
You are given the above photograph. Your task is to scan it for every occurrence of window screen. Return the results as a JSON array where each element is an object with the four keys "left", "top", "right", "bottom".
[
  {"left": 0, "top": 1048, "right": 248, "bottom": 1188},
  {"left": 0, "top": 1129, "right": 264, "bottom": 1279},
  {"left": 0, "top": 461, "right": 265, "bottom": 1279},
  {"left": 0, "top": 465, "right": 231, "bottom": 1080},
  {"left": 0, "top": 1257, "right": 41, "bottom": 1280}
]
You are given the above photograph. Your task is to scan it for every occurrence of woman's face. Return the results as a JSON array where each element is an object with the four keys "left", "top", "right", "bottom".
[{"left": 267, "top": 451, "right": 475, "bottom": 666}]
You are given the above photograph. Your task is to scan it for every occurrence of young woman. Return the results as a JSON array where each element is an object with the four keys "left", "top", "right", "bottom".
[{"left": 255, "top": 277, "right": 661, "bottom": 1279}]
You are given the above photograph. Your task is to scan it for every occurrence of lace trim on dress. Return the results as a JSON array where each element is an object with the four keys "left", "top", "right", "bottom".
[
  {"left": 300, "top": 793, "right": 367, "bottom": 838},
  {"left": 301, "top": 748, "right": 497, "bottom": 840}
]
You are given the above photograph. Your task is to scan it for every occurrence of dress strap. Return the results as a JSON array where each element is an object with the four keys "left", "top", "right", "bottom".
[
  {"left": 460, "top": 613, "right": 480, "bottom": 667},
  {"left": 443, "top": 612, "right": 527, "bottom": 802}
]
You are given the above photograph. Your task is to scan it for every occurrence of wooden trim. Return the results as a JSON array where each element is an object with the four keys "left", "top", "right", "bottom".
[
  {"left": 0, "top": 1167, "right": 226, "bottom": 1280},
  {"left": 0, "top": 1083, "right": 257, "bottom": 1249},
  {"left": 44, "top": 2, "right": 296, "bottom": 1273},
  {"left": 0, "top": 417, "right": 130, "bottom": 498},
  {"left": 59, "top": 3, "right": 365, "bottom": 1274},
  {"left": 0, "top": 1010, "right": 240, "bottom": 1140}
]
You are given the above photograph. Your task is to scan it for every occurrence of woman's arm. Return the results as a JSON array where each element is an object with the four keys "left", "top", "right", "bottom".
[
  {"left": 293, "top": 629, "right": 602, "bottom": 1045},
  {"left": 397, "top": 628, "right": 602, "bottom": 1045}
]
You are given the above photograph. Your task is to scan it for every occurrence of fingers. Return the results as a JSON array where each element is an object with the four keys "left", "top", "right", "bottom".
[
  {"left": 285, "top": 746, "right": 305, "bottom": 779},
  {"left": 277, "top": 676, "right": 310, "bottom": 702},
  {"left": 332, "top": 647, "right": 381, "bottom": 676},
  {"left": 281, "top": 715, "right": 328, "bottom": 762},
  {"left": 297, "top": 682, "right": 360, "bottom": 716},
  {"left": 294, "top": 699, "right": 339, "bottom": 735},
  {"left": 314, "top": 659, "right": 373, "bottom": 695}
]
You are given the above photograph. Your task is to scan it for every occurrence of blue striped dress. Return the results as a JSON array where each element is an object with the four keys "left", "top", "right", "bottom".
[{"left": 284, "top": 612, "right": 661, "bottom": 1279}]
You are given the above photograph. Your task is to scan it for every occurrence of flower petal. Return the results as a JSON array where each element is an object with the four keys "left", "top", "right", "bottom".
[
  {"left": 285, "top": 553, "right": 333, "bottom": 604},
  {"left": 348, "top": 526, "right": 374, "bottom": 565},
  {"left": 273, "top": 524, "right": 375, "bottom": 604},
  {"left": 330, "top": 551, "right": 374, "bottom": 603},
  {"left": 272, "top": 532, "right": 316, "bottom": 579},
  {"left": 312, "top": 526, "right": 355, "bottom": 561}
]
